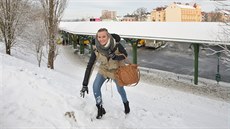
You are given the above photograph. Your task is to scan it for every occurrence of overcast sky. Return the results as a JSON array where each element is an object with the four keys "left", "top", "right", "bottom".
[{"left": 62, "top": 0, "right": 229, "bottom": 19}]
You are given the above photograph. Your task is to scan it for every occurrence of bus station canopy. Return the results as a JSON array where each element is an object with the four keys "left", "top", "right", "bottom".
[{"left": 59, "top": 21, "right": 230, "bottom": 45}]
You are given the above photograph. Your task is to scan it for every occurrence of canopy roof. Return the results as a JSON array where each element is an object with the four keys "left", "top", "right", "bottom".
[{"left": 59, "top": 21, "right": 230, "bottom": 45}]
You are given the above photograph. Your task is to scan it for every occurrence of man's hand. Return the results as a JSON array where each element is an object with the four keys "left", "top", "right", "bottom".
[{"left": 80, "top": 86, "right": 88, "bottom": 98}]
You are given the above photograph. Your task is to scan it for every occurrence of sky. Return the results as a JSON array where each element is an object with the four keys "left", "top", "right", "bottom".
[
  {"left": 0, "top": 41, "right": 230, "bottom": 128},
  {"left": 62, "top": 0, "right": 228, "bottom": 19}
]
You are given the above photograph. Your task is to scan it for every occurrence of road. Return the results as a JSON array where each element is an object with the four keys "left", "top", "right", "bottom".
[{"left": 125, "top": 42, "right": 230, "bottom": 83}]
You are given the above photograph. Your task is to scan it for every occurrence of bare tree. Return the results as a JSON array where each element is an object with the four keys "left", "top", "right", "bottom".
[
  {"left": 22, "top": 19, "right": 47, "bottom": 67},
  {"left": 133, "top": 7, "right": 147, "bottom": 21},
  {"left": 207, "top": 11, "right": 223, "bottom": 22},
  {"left": 216, "top": 1, "right": 229, "bottom": 71},
  {"left": 0, "top": 0, "right": 30, "bottom": 55},
  {"left": 205, "top": 1, "right": 230, "bottom": 71},
  {"left": 26, "top": 4, "right": 48, "bottom": 67},
  {"left": 218, "top": 23, "right": 230, "bottom": 71},
  {"left": 39, "top": 0, "right": 67, "bottom": 69}
]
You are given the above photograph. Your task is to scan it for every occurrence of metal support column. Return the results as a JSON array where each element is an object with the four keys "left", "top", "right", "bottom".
[
  {"left": 131, "top": 40, "right": 138, "bottom": 64},
  {"left": 215, "top": 52, "right": 221, "bottom": 83},
  {"left": 193, "top": 43, "right": 200, "bottom": 85},
  {"left": 72, "top": 35, "right": 78, "bottom": 49},
  {"left": 79, "top": 36, "right": 84, "bottom": 54},
  {"left": 89, "top": 36, "right": 93, "bottom": 54}
]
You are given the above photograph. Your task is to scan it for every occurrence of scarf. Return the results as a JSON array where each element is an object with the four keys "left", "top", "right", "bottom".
[{"left": 95, "top": 34, "right": 115, "bottom": 57}]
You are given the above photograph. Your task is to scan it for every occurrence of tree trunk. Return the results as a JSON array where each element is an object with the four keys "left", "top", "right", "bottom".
[
  {"left": 47, "top": 0, "right": 55, "bottom": 69},
  {"left": 40, "top": 0, "right": 67, "bottom": 69},
  {"left": 5, "top": 42, "right": 11, "bottom": 55},
  {"left": 0, "top": 0, "right": 29, "bottom": 55},
  {"left": 48, "top": 40, "right": 55, "bottom": 69}
]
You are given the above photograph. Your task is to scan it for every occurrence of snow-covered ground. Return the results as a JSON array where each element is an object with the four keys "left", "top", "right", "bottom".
[{"left": 0, "top": 44, "right": 230, "bottom": 129}]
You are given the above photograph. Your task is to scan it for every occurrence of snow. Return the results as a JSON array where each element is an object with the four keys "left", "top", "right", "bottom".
[
  {"left": 0, "top": 44, "right": 230, "bottom": 129},
  {"left": 176, "top": 4, "right": 195, "bottom": 9},
  {"left": 59, "top": 21, "right": 230, "bottom": 45}
]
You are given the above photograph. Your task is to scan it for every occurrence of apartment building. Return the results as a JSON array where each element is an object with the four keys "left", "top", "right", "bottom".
[
  {"left": 151, "top": 3, "right": 202, "bottom": 22},
  {"left": 101, "top": 10, "right": 117, "bottom": 20},
  {"left": 165, "top": 3, "right": 202, "bottom": 22},
  {"left": 151, "top": 7, "right": 166, "bottom": 22}
]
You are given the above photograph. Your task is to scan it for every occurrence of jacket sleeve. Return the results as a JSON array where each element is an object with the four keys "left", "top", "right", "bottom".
[
  {"left": 113, "top": 43, "right": 128, "bottom": 61},
  {"left": 82, "top": 51, "right": 97, "bottom": 86}
]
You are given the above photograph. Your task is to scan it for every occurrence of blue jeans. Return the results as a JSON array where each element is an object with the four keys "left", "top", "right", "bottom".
[{"left": 93, "top": 73, "right": 128, "bottom": 105}]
